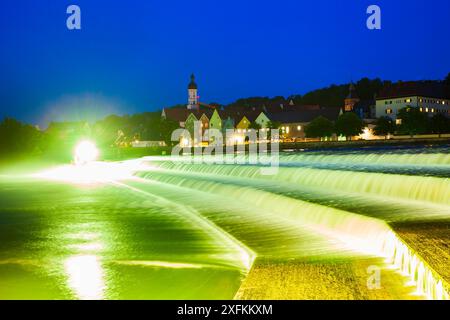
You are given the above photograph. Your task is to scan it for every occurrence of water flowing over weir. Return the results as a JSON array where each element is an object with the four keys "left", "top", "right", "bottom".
[
  {"left": 135, "top": 149, "right": 450, "bottom": 300},
  {"left": 5, "top": 147, "right": 447, "bottom": 299}
]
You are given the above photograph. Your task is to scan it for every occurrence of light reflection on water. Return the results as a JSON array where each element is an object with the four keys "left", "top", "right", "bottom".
[{"left": 65, "top": 255, "right": 105, "bottom": 300}]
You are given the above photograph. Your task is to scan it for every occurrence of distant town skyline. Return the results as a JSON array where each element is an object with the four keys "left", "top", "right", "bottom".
[{"left": 1, "top": 0, "right": 450, "bottom": 127}]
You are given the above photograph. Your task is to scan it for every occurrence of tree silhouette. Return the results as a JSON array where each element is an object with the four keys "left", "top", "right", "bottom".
[
  {"left": 305, "top": 116, "right": 334, "bottom": 138},
  {"left": 397, "top": 107, "right": 429, "bottom": 137},
  {"left": 374, "top": 116, "right": 396, "bottom": 139},
  {"left": 335, "top": 112, "right": 364, "bottom": 140},
  {"left": 429, "top": 113, "right": 450, "bottom": 137}
]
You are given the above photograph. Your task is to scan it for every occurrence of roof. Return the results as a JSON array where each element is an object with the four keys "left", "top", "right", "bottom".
[
  {"left": 377, "top": 81, "right": 450, "bottom": 100},
  {"left": 268, "top": 107, "right": 341, "bottom": 124},
  {"left": 188, "top": 74, "right": 197, "bottom": 90},
  {"left": 163, "top": 107, "right": 214, "bottom": 122},
  {"left": 163, "top": 107, "right": 190, "bottom": 122},
  {"left": 163, "top": 104, "right": 339, "bottom": 125},
  {"left": 346, "top": 83, "right": 359, "bottom": 99},
  {"left": 222, "top": 104, "right": 320, "bottom": 118}
]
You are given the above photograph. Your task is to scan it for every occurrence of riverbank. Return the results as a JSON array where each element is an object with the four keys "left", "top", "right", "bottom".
[
  {"left": 234, "top": 256, "right": 420, "bottom": 300},
  {"left": 392, "top": 220, "right": 450, "bottom": 286},
  {"left": 235, "top": 222, "right": 450, "bottom": 300}
]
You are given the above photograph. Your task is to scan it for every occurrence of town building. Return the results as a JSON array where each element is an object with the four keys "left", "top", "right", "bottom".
[
  {"left": 269, "top": 107, "right": 342, "bottom": 141},
  {"left": 375, "top": 81, "right": 450, "bottom": 121},
  {"left": 163, "top": 75, "right": 387, "bottom": 145}
]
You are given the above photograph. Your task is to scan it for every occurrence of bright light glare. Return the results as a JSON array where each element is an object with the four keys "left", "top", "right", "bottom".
[
  {"left": 65, "top": 255, "right": 105, "bottom": 300},
  {"left": 74, "top": 141, "right": 99, "bottom": 165},
  {"left": 32, "top": 160, "right": 146, "bottom": 184}
]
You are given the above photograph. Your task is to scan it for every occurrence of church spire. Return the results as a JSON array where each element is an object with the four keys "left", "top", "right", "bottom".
[
  {"left": 347, "top": 82, "right": 358, "bottom": 99},
  {"left": 344, "top": 82, "right": 360, "bottom": 112},
  {"left": 188, "top": 73, "right": 197, "bottom": 90},
  {"left": 187, "top": 73, "right": 199, "bottom": 109}
]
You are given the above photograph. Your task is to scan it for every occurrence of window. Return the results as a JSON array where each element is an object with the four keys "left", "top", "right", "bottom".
[
  {"left": 405, "top": 98, "right": 412, "bottom": 103},
  {"left": 297, "top": 126, "right": 301, "bottom": 131},
  {"left": 420, "top": 107, "right": 423, "bottom": 112},
  {"left": 286, "top": 126, "right": 290, "bottom": 134},
  {"left": 386, "top": 108, "right": 393, "bottom": 114},
  {"left": 396, "top": 119, "right": 402, "bottom": 125}
]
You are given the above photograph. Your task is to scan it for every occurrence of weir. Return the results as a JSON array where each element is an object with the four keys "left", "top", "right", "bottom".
[
  {"left": 147, "top": 161, "right": 450, "bottom": 206},
  {"left": 281, "top": 151, "right": 450, "bottom": 167},
  {"left": 136, "top": 155, "right": 450, "bottom": 300},
  {"left": 22, "top": 148, "right": 450, "bottom": 300}
]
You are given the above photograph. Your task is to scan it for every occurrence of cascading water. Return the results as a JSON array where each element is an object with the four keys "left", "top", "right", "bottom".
[
  {"left": 381, "top": 232, "right": 449, "bottom": 300},
  {"left": 136, "top": 151, "right": 450, "bottom": 300},
  {"left": 281, "top": 151, "right": 450, "bottom": 167},
  {"left": 147, "top": 161, "right": 450, "bottom": 206}
]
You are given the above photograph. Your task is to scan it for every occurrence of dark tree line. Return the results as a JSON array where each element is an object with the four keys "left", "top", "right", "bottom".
[
  {"left": 305, "top": 108, "right": 450, "bottom": 140},
  {"left": 305, "top": 112, "right": 365, "bottom": 140},
  {"left": 0, "top": 111, "right": 176, "bottom": 161},
  {"left": 0, "top": 118, "right": 43, "bottom": 158},
  {"left": 375, "top": 108, "right": 450, "bottom": 138},
  {"left": 225, "top": 78, "right": 387, "bottom": 109}
]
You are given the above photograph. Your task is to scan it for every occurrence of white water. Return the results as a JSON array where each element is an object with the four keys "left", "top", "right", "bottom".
[{"left": 135, "top": 150, "right": 450, "bottom": 300}]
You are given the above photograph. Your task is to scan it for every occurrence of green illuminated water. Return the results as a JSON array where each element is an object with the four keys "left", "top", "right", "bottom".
[{"left": 0, "top": 146, "right": 449, "bottom": 299}]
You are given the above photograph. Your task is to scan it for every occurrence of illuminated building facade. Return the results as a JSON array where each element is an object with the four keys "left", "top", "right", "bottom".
[{"left": 376, "top": 81, "right": 450, "bottom": 120}]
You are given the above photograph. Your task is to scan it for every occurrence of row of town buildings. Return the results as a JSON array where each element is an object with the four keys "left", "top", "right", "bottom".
[{"left": 160, "top": 75, "right": 450, "bottom": 144}]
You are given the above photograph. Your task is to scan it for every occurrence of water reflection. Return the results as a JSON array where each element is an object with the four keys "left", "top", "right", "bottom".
[
  {"left": 65, "top": 254, "right": 105, "bottom": 300},
  {"left": 64, "top": 230, "right": 106, "bottom": 300}
]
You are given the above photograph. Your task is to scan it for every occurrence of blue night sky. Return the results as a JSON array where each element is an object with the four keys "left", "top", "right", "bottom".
[{"left": 1, "top": 0, "right": 449, "bottom": 127}]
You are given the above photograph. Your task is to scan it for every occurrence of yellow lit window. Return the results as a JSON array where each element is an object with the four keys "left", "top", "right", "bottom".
[
  {"left": 396, "top": 119, "right": 402, "bottom": 125},
  {"left": 297, "top": 126, "right": 301, "bottom": 130},
  {"left": 425, "top": 108, "right": 429, "bottom": 112}
]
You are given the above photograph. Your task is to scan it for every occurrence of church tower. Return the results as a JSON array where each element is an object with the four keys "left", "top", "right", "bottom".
[
  {"left": 344, "top": 82, "right": 360, "bottom": 112},
  {"left": 187, "top": 74, "right": 199, "bottom": 110}
]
